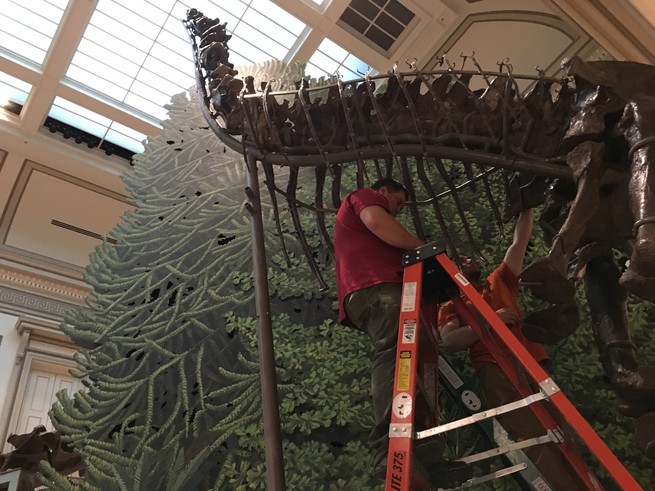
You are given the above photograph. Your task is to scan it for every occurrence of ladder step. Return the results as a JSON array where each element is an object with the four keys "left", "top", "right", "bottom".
[
  {"left": 416, "top": 392, "right": 547, "bottom": 439},
  {"left": 438, "top": 463, "right": 528, "bottom": 490},
  {"left": 458, "top": 432, "right": 558, "bottom": 464}
]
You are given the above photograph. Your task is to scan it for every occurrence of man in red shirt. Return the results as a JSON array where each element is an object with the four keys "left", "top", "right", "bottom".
[
  {"left": 438, "top": 209, "right": 585, "bottom": 490},
  {"left": 334, "top": 178, "right": 469, "bottom": 488}
]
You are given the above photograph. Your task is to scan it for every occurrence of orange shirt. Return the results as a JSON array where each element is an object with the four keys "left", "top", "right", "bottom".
[{"left": 438, "top": 261, "right": 548, "bottom": 371}]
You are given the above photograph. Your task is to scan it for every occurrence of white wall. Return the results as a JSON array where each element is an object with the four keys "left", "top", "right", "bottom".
[{"left": 0, "top": 312, "right": 20, "bottom": 441}]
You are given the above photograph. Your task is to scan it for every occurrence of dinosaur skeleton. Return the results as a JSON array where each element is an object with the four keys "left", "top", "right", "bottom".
[
  {"left": 183, "top": 8, "right": 574, "bottom": 295},
  {"left": 184, "top": 7, "right": 655, "bottom": 487}
]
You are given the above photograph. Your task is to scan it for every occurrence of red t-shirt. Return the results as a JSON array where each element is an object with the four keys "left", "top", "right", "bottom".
[
  {"left": 437, "top": 261, "right": 548, "bottom": 371},
  {"left": 334, "top": 188, "right": 405, "bottom": 325}
]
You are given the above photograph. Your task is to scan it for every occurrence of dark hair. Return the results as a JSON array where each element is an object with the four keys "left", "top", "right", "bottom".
[{"left": 371, "top": 177, "right": 408, "bottom": 198}]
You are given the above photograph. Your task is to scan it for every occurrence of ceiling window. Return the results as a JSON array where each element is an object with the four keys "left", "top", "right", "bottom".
[
  {"left": 305, "top": 38, "right": 370, "bottom": 81},
  {"left": 0, "top": 72, "right": 32, "bottom": 115},
  {"left": 339, "top": 0, "right": 415, "bottom": 52},
  {"left": 49, "top": 96, "right": 146, "bottom": 154},
  {"left": 191, "top": 0, "right": 308, "bottom": 68},
  {"left": 0, "top": 0, "right": 68, "bottom": 67},
  {"left": 64, "top": 0, "right": 196, "bottom": 124}
]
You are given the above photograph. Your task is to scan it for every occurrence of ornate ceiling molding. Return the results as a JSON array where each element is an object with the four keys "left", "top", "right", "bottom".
[
  {"left": 549, "top": 0, "right": 655, "bottom": 64},
  {"left": 0, "top": 263, "right": 88, "bottom": 306}
]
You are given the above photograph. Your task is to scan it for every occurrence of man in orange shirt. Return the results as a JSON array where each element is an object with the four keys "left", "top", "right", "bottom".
[{"left": 438, "top": 208, "right": 585, "bottom": 490}]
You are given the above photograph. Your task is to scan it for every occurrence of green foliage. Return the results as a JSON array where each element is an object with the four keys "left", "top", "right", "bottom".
[
  {"left": 44, "top": 87, "right": 379, "bottom": 490},
  {"left": 42, "top": 78, "right": 654, "bottom": 491}
]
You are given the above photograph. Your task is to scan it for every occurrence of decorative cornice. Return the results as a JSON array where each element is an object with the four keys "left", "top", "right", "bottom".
[
  {"left": 0, "top": 264, "right": 88, "bottom": 305},
  {"left": 0, "top": 286, "right": 78, "bottom": 321}
]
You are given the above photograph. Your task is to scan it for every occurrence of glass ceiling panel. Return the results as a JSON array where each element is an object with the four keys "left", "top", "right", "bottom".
[
  {"left": 65, "top": 0, "right": 196, "bottom": 126},
  {"left": 249, "top": 0, "right": 306, "bottom": 35},
  {"left": 226, "top": 37, "right": 271, "bottom": 67},
  {"left": 82, "top": 24, "right": 148, "bottom": 67},
  {"left": 0, "top": 72, "right": 32, "bottom": 112},
  {"left": 130, "top": 80, "right": 171, "bottom": 109},
  {"left": 177, "top": 0, "right": 246, "bottom": 22},
  {"left": 151, "top": 0, "right": 177, "bottom": 11},
  {"left": 124, "top": 93, "right": 169, "bottom": 122},
  {"left": 65, "top": 65, "right": 129, "bottom": 101},
  {"left": 101, "top": 1, "right": 162, "bottom": 39},
  {"left": 305, "top": 38, "right": 369, "bottom": 81},
  {"left": 106, "top": 122, "right": 146, "bottom": 154},
  {"left": 50, "top": 97, "right": 112, "bottom": 139},
  {"left": 241, "top": 9, "right": 299, "bottom": 48},
  {"left": 156, "top": 28, "right": 193, "bottom": 59},
  {"left": 112, "top": 0, "right": 168, "bottom": 25},
  {"left": 50, "top": 96, "right": 145, "bottom": 154},
  {"left": 72, "top": 49, "right": 138, "bottom": 88},
  {"left": 0, "top": 0, "right": 67, "bottom": 66},
  {"left": 233, "top": 22, "right": 288, "bottom": 61},
  {"left": 38, "top": 0, "right": 356, "bottom": 156}
]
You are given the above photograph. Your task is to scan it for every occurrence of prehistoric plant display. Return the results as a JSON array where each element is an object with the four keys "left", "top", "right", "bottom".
[
  {"left": 185, "top": 6, "right": 655, "bottom": 484},
  {"left": 26, "top": 9, "right": 655, "bottom": 490},
  {"left": 37, "top": 87, "right": 654, "bottom": 487}
]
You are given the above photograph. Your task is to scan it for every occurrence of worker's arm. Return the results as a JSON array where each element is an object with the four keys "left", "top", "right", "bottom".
[
  {"left": 360, "top": 205, "right": 424, "bottom": 250},
  {"left": 440, "top": 316, "right": 478, "bottom": 352},
  {"left": 440, "top": 308, "right": 521, "bottom": 353},
  {"left": 503, "top": 208, "right": 534, "bottom": 276}
]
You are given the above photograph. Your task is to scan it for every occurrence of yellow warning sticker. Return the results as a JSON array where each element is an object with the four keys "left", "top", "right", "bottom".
[{"left": 397, "top": 351, "right": 411, "bottom": 391}]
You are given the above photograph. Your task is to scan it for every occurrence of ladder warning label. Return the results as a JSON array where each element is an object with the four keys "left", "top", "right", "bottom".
[
  {"left": 401, "top": 282, "right": 417, "bottom": 311},
  {"left": 392, "top": 392, "right": 413, "bottom": 419},
  {"left": 397, "top": 351, "right": 411, "bottom": 391},
  {"left": 454, "top": 272, "right": 469, "bottom": 286},
  {"left": 531, "top": 477, "right": 552, "bottom": 491},
  {"left": 402, "top": 319, "right": 416, "bottom": 344},
  {"left": 438, "top": 356, "right": 464, "bottom": 389}
]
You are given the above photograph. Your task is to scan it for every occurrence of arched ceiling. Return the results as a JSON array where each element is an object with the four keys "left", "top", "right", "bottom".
[{"left": 0, "top": 0, "right": 654, "bottom": 311}]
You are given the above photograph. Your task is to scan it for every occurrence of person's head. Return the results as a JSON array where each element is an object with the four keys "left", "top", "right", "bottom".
[
  {"left": 371, "top": 178, "right": 408, "bottom": 217},
  {"left": 459, "top": 254, "right": 482, "bottom": 284}
]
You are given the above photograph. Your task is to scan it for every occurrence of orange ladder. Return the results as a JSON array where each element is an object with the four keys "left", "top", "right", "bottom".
[{"left": 384, "top": 242, "right": 642, "bottom": 491}]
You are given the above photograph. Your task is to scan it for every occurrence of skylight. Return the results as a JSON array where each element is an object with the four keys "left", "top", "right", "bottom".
[
  {"left": 0, "top": 0, "right": 384, "bottom": 157},
  {"left": 50, "top": 96, "right": 146, "bottom": 154},
  {"left": 305, "top": 38, "right": 370, "bottom": 81},
  {"left": 187, "top": 0, "right": 308, "bottom": 67},
  {"left": 0, "top": 72, "right": 32, "bottom": 114},
  {"left": 64, "top": 0, "right": 196, "bottom": 124},
  {"left": 0, "top": 0, "right": 68, "bottom": 66}
]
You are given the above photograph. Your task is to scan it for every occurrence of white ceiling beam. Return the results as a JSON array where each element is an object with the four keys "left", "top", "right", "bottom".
[
  {"left": 0, "top": 57, "right": 42, "bottom": 86},
  {"left": 19, "top": 0, "right": 99, "bottom": 133}
]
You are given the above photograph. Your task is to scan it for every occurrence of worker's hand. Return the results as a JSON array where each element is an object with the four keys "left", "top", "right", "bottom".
[{"left": 495, "top": 308, "right": 520, "bottom": 326}]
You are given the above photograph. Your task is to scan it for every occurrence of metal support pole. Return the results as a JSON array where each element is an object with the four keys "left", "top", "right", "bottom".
[{"left": 244, "top": 153, "right": 286, "bottom": 490}]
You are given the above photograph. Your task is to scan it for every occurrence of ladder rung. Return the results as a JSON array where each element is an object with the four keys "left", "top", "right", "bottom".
[
  {"left": 439, "top": 463, "right": 528, "bottom": 490},
  {"left": 416, "top": 392, "right": 547, "bottom": 439},
  {"left": 458, "top": 432, "right": 556, "bottom": 464}
]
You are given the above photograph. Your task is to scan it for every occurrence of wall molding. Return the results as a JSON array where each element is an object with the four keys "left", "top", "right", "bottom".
[
  {"left": 0, "top": 286, "right": 81, "bottom": 321},
  {"left": 0, "top": 264, "right": 88, "bottom": 304}
]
